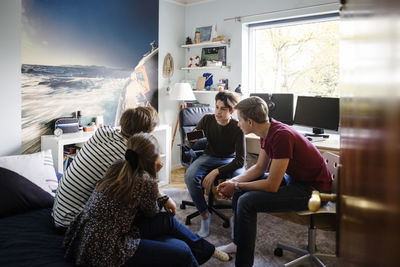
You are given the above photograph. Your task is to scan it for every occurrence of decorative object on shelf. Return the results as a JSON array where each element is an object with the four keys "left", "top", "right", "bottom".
[
  {"left": 195, "top": 31, "right": 201, "bottom": 44},
  {"left": 54, "top": 128, "right": 63, "bottom": 137},
  {"left": 188, "top": 57, "right": 193, "bottom": 68},
  {"left": 76, "top": 110, "right": 83, "bottom": 130},
  {"left": 83, "top": 126, "right": 95, "bottom": 132},
  {"left": 169, "top": 83, "right": 196, "bottom": 149},
  {"left": 212, "top": 35, "right": 226, "bottom": 42},
  {"left": 185, "top": 37, "right": 193, "bottom": 45},
  {"left": 206, "top": 60, "right": 222, "bottom": 67},
  {"left": 54, "top": 117, "right": 79, "bottom": 134},
  {"left": 162, "top": 53, "right": 174, "bottom": 93},
  {"left": 95, "top": 115, "right": 104, "bottom": 128},
  {"left": 235, "top": 84, "right": 242, "bottom": 95},
  {"left": 203, "top": 73, "right": 213, "bottom": 90},
  {"left": 194, "top": 25, "right": 216, "bottom": 43},
  {"left": 219, "top": 78, "right": 229, "bottom": 90},
  {"left": 188, "top": 56, "right": 200, "bottom": 68},
  {"left": 150, "top": 40, "right": 157, "bottom": 52},
  {"left": 196, "top": 77, "right": 206, "bottom": 90},
  {"left": 201, "top": 46, "right": 226, "bottom": 66}
]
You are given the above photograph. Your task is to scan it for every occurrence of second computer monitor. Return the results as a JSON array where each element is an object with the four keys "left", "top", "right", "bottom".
[
  {"left": 294, "top": 96, "right": 339, "bottom": 136},
  {"left": 250, "top": 93, "right": 294, "bottom": 125}
]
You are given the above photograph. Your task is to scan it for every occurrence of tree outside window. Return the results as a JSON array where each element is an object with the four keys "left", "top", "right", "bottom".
[{"left": 252, "top": 19, "right": 339, "bottom": 97}]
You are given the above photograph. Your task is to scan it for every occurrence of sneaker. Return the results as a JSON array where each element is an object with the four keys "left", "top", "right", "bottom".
[
  {"left": 197, "top": 215, "right": 211, "bottom": 238},
  {"left": 213, "top": 249, "right": 230, "bottom": 262},
  {"left": 217, "top": 242, "right": 237, "bottom": 254}
]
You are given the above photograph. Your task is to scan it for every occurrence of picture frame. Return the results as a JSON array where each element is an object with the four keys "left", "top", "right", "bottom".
[
  {"left": 194, "top": 25, "right": 216, "bottom": 43},
  {"left": 200, "top": 46, "right": 227, "bottom": 66}
]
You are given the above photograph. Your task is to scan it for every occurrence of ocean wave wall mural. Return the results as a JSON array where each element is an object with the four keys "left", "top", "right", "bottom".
[{"left": 21, "top": 0, "right": 159, "bottom": 154}]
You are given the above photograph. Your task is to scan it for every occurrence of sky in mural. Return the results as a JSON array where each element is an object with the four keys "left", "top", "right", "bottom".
[{"left": 22, "top": 0, "right": 158, "bottom": 69}]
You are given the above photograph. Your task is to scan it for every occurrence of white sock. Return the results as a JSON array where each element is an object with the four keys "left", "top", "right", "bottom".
[
  {"left": 197, "top": 214, "right": 211, "bottom": 238},
  {"left": 217, "top": 242, "right": 237, "bottom": 254}
]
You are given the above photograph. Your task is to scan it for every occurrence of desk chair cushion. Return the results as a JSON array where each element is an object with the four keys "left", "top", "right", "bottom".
[{"left": 179, "top": 106, "right": 214, "bottom": 169}]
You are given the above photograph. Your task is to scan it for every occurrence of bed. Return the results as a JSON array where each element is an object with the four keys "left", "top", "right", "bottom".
[
  {"left": 0, "top": 208, "right": 73, "bottom": 266},
  {"left": 0, "top": 151, "right": 73, "bottom": 266}
]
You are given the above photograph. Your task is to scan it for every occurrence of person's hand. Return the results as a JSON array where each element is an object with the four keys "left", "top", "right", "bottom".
[
  {"left": 155, "top": 160, "right": 163, "bottom": 173},
  {"left": 189, "top": 129, "right": 201, "bottom": 143},
  {"left": 164, "top": 198, "right": 176, "bottom": 216},
  {"left": 217, "top": 180, "right": 235, "bottom": 199},
  {"left": 202, "top": 169, "right": 218, "bottom": 193}
]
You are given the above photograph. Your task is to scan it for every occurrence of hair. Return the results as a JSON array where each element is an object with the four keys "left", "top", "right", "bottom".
[
  {"left": 215, "top": 90, "right": 240, "bottom": 110},
  {"left": 119, "top": 106, "right": 159, "bottom": 138},
  {"left": 96, "top": 132, "right": 160, "bottom": 206},
  {"left": 234, "top": 96, "right": 269, "bottom": 123}
]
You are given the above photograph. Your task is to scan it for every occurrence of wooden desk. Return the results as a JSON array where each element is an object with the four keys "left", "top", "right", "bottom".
[{"left": 246, "top": 133, "right": 340, "bottom": 155}]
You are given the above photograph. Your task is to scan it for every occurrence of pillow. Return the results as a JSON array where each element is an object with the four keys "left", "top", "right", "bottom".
[
  {"left": 0, "top": 167, "right": 54, "bottom": 218},
  {"left": 0, "top": 150, "right": 58, "bottom": 196}
]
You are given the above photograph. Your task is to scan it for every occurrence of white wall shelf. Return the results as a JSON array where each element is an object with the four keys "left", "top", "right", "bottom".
[
  {"left": 180, "top": 65, "right": 231, "bottom": 72},
  {"left": 181, "top": 40, "right": 230, "bottom": 50},
  {"left": 41, "top": 125, "right": 171, "bottom": 186},
  {"left": 180, "top": 38, "right": 231, "bottom": 72}
]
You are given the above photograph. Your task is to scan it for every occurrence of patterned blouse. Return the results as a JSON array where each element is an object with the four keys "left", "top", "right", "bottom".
[{"left": 63, "top": 172, "right": 169, "bottom": 267}]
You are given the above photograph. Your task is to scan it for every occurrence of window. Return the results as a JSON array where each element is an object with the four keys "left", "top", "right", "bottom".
[{"left": 248, "top": 14, "right": 340, "bottom": 97}]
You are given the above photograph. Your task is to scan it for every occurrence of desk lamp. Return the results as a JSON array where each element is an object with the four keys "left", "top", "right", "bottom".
[{"left": 170, "top": 83, "right": 196, "bottom": 148}]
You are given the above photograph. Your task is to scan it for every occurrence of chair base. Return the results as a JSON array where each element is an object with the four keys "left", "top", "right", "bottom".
[
  {"left": 275, "top": 225, "right": 336, "bottom": 267},
  {"left": 180, "top": 199, "right": 231, "bottom": 228}
]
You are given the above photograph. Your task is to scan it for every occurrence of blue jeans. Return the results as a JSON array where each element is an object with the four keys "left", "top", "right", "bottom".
[
  {"left": 126, "top": 212, "right": 215, "bottom": 267},
  {"left": 232, "top": 173, "right": 314, "bottom": 267},
  {"left": 185, "top": 154, "right": 245, "bottom": 215}
]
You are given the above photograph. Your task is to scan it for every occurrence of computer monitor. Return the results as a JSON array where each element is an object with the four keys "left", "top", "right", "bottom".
[
  {"left": 294, "top": 96, "right": 339, "bottom": 137},
  {"left": 250, "top": 93, "right": 294, "bottom": 125}
]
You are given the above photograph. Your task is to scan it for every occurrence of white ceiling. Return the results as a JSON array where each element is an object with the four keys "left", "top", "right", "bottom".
[{"left": 166, "top": 0, "right": 216, "bottom": 6}]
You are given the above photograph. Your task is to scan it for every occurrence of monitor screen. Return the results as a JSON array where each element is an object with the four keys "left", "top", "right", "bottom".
[
  {"left": 294, "top": 96, "right": 339, "bottom": 133},
  {"left": 250, "top": 93, "right": 294, "bottom": 125}
]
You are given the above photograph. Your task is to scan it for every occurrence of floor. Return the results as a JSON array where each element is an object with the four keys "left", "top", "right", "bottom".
[{"left": 161, "top": 168, "right": 187, "bottom": 189}]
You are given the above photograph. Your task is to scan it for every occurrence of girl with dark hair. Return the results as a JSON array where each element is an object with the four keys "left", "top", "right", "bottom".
[{"left": 64, "top": 133, "right": 229, "bottom": 267}]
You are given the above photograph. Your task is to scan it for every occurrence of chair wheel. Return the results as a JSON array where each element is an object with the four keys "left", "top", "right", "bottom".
[
  {"left": 274, "top": 247, "right": 283, "bottom": 257},
  {"left": 180, "top": 203, "right": 186, "bottom": 209},
  {"left": 185, "top": 218, "right": 191, "bottom": 225},
  {"left": 222, "top": 221, "right": 230, "bottom": 228}
]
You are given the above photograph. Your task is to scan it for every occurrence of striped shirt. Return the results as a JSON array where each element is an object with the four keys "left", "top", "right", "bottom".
[{"left": 52, "top": 126, "right": 126, "bottom": 227}]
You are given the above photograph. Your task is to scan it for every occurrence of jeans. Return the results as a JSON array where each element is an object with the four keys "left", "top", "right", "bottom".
[
  {"left": 185, "top": 154, "right": 245, "bottom": 215},
  {"left": 126, "top": 212, "right": 215, "bottom": 267},
  {"left": 232, "top": 173, "right": 314, "bottom": 267}
]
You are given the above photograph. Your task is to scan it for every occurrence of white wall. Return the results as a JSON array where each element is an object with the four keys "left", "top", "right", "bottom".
[
  {"left": 0, "top": 0, "right": 21, "bottom": 156},
  {"left": 158, "top": 0, "right": 186, "bottom": 168}
]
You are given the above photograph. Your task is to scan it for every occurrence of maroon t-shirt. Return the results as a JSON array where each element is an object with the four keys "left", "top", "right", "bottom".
[{"left": 260, "top": 118, "right": 332, "bottom": 192}]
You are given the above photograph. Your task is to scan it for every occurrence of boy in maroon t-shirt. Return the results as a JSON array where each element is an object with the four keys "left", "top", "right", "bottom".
[{"left": 217, "top": 96, "right": 332, "bottom": 267}]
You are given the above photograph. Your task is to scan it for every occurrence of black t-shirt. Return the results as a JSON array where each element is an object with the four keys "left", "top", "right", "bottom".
[{"left": 196, "top": 114, "right": 245, "bottom": 175}]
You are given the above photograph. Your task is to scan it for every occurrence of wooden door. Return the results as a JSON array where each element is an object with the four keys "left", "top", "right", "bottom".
[{"left": 339, "top": 0, "right": 400, "bottom": 265}]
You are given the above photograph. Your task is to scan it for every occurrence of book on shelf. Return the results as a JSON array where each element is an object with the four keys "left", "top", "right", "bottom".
[{"left": 63, "top": 145, "right": 81, "bottom": 171}]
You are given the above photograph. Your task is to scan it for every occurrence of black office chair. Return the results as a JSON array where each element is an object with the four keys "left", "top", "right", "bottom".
[{"left": 178, "top": 106, "right": 231, "bottom": 228}]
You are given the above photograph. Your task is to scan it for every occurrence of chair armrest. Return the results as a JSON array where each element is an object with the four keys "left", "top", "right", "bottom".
[{"left": 308, "top": 190, "right": 337, "bottom": 212}]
